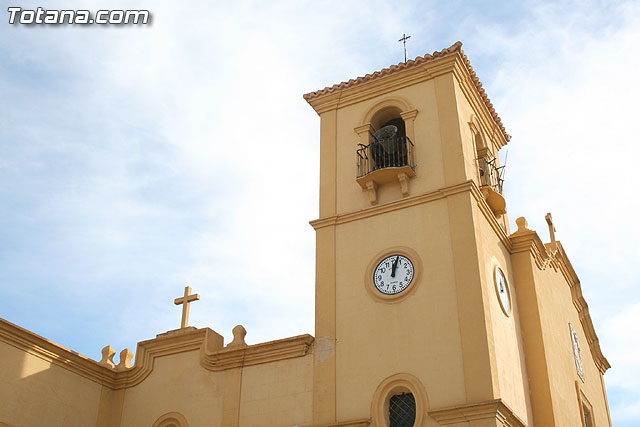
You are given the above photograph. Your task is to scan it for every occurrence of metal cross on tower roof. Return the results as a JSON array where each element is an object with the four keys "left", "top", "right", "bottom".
[{"left": 399, "top": 33, "right": 411, "bottom": 62}]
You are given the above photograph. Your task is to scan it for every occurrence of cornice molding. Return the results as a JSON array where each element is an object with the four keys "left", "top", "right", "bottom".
[
  {"left": 399, "top": 109, "right": 419, "bottom": 121},
  {"left": 310, "top": 180, "right": 512, "bottom": 250},
  {"left": 429, "top": 399, "right": 526, "bottom": 427},
  {"left": 510, "top": 228, "right": 549, "bottom": 269},
  {"left": 310, "top": 181, "right": 473, "bottom": 230},
  {"left": 0, "top": 318, "right": 315, "bottom": 389},
  {"left": 549, "top": 242, "right": 611, "bottom": 374},
  {"left": 0, "top": 317, "right": 116, "bottom": 385},
  {"left": 304, "top": 42, "right": 509, "bottom": 143},
  {"left": 113, "top": 330, "right": 313, "bottom": 388},
  {"left": 309, "top": 60, "right": 448, "bottom": 115},
  {"left": 451, "top": 55, "right": 509, "bottom": 149},
  {"left": 508, "top": 230, "right": 610, "bottom": 374},
  {"left": 110, "top": 327, "right": 218, "bottom": 389},
  {"left": 200, "top": 334, "right": 314, "bottom": 371},
  {"left": 304, "top": 43, "right": 460, "bottom": 103}
]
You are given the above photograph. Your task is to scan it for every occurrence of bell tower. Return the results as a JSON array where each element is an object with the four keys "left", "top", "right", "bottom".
[{"left": 305, "top": 42, "right": 530, "bottom": 427}]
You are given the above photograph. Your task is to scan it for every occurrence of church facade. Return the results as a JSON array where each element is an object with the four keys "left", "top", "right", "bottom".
[{"left": 0, "top": 42, "right": 611, "bottom": 427}]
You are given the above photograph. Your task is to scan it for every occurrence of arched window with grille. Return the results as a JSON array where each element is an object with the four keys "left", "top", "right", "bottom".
[
  {"left": 152, "top": 412, "right": 189, "bottom": 427},
  {"left": 371, "top": 373, "right": 427, "bottom": 427},
  {"left": 389, "top": 392, "right": 416, "bottom": 427},
  {"left": 357, "top": 106, "right": 414, "bottom": 177}
]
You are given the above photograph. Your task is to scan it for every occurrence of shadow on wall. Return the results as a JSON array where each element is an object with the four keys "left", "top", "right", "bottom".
[{"left": 0, "top": 340, "right": 102, "bottom": 427}]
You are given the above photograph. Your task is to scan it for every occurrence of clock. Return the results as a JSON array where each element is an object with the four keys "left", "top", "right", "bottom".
[
  {"left": 494, "top": 266, "right": 511, "bottom": 315},
  {"left": 373, "top": 255, "right": 414, "bottom": 295}
]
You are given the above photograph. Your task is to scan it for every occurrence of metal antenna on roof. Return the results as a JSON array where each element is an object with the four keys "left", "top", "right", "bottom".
[
  {"left": 501, "top": 148, "right": 509, "bottom": 181},
  {"left": 399, "top": 34, "right": 411, "bottom": 63}
]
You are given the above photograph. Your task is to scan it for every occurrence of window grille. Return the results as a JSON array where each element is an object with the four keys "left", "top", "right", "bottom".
[
  {"left": 356, "top": 136, "right": 415, "bottom": 178},
  {"left": 389, "top": 392, "right": 416, "bottom": 427},
  {"left": 478, "top": 156, "right": 505, "bottom": 194}
]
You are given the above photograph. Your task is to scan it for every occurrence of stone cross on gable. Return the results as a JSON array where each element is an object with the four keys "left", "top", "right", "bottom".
[
  {"left": 545, "top": 212, "right": 556, "bottom": 242},
  {"left": 174, "top": 286, "right": 200, "bottom": 329}
]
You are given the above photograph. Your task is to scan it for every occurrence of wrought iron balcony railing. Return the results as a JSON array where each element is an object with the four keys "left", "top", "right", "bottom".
[
  {"left": 478, "top": 156, "right": 504, "bottom": 194},
  {"left": 357, "top": 136, "right": 415, "bottom": 178}
]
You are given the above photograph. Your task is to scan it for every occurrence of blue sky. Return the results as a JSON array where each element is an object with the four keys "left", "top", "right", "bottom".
[{"left": 1, "top": 0, "right": 639, "bottom": 424}]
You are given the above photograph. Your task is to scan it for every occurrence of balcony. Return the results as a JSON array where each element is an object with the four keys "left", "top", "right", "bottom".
[
  {"left": 356, "top": 135, "right": 416, "bottom": 204},
  {"left": 478, "top": 156, "right": 506, "bottom": 215}
]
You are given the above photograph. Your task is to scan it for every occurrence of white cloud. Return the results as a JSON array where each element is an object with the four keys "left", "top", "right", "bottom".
[
  {"left": 601, "top": 302, "right": 640, "bottom": 420},
  {"left": 465, "top": 3, "right": 640, "bottom": 425}
]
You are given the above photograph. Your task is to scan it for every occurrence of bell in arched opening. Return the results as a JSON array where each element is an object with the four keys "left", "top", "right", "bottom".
[{"left": 371, "top": 121, "right": 409, "bottom": 170}]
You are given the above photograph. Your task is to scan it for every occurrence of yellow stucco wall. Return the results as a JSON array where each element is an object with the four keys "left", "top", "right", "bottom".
[
  {"left": 332, "top": 79, "right": 446, "bottom": 213},
  {"left": 528, "top": 257, "right": 610, "bottom": 427},
  {"left": 0, "top": 320, "right": 314, "bottom": 427},
  {"left": 334, "top": 200, "right": 467, "bottom": 420},
  {"left": 116, "top": 348, "right": 312, "bottom": 427},
  {"left": 119, "top": 350, "right": 225, "bottom": 426},
  {"left": 511, "top": 231, "right": 611, "bottom": 427},
  {"left": 454, "top": 81, "right": 534, "bottom": 423},
  {"left": 0, "top": 338, "right": 102, "bottom": 427},
  {"left": 311, "top": 56, "right": 519, "bottom": 424},
  {"left": 238, "top": 354, "right": 313, "bottom": 426},
  {"left": 472, "top": 203, "right": 534, "bottom": 425}
]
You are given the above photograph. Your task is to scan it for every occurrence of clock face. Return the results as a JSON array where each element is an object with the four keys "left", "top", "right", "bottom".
[
  {"left": 373, "top": 255, "right": 414, "bottom": 295},
  {"left": 494, "top": 267, "right": 511, "bottom": 315}
]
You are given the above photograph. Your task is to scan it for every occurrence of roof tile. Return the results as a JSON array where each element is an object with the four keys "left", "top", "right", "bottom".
[{"left": 304, "top": 42, "right": 510, "bottom": 142}]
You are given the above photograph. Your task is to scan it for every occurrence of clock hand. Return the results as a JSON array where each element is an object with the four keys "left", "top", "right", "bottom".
[{"left": 391, "top": 256, "right": 399, "bottom": 277}]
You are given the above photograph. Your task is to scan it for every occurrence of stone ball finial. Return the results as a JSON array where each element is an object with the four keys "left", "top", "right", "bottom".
[
  {"left": 116, "top": 348, "right": 134, "bottom": 371},
  {"left": 515, "top": 216, "right": 529, "bottom": 232},
  {"left": 99, "top": 345, "right": 116, "bottom": 369},
  {"left": 226, "top": 325, "right": 248, "bottom": 349}
]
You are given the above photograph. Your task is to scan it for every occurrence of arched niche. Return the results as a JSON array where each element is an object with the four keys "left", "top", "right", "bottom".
[
  {"left": 469, "top": 116, "right": 506, "bottom": 218},
  {"left": 468, "top": 115, "right": 490, "bottom": 158},
  {"left": 354, "top": 97, "right": 419, "bottom": 204},
  {"left": 370, "top": 106, "right": 406, "bottom": 138},
  {"left": 152, "top": 412, "right": 189, "bottom": 427},
  {"left": 355, "top": 97, "right": 418, "bottom": 147}
]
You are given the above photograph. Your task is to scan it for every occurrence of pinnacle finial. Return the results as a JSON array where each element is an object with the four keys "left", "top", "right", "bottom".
[
  {"left": 226, "top": 325, "right": 248, "bottom": 349},
  {"left": 515, "top": 217, "right": 529, "bottom": 232}
]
